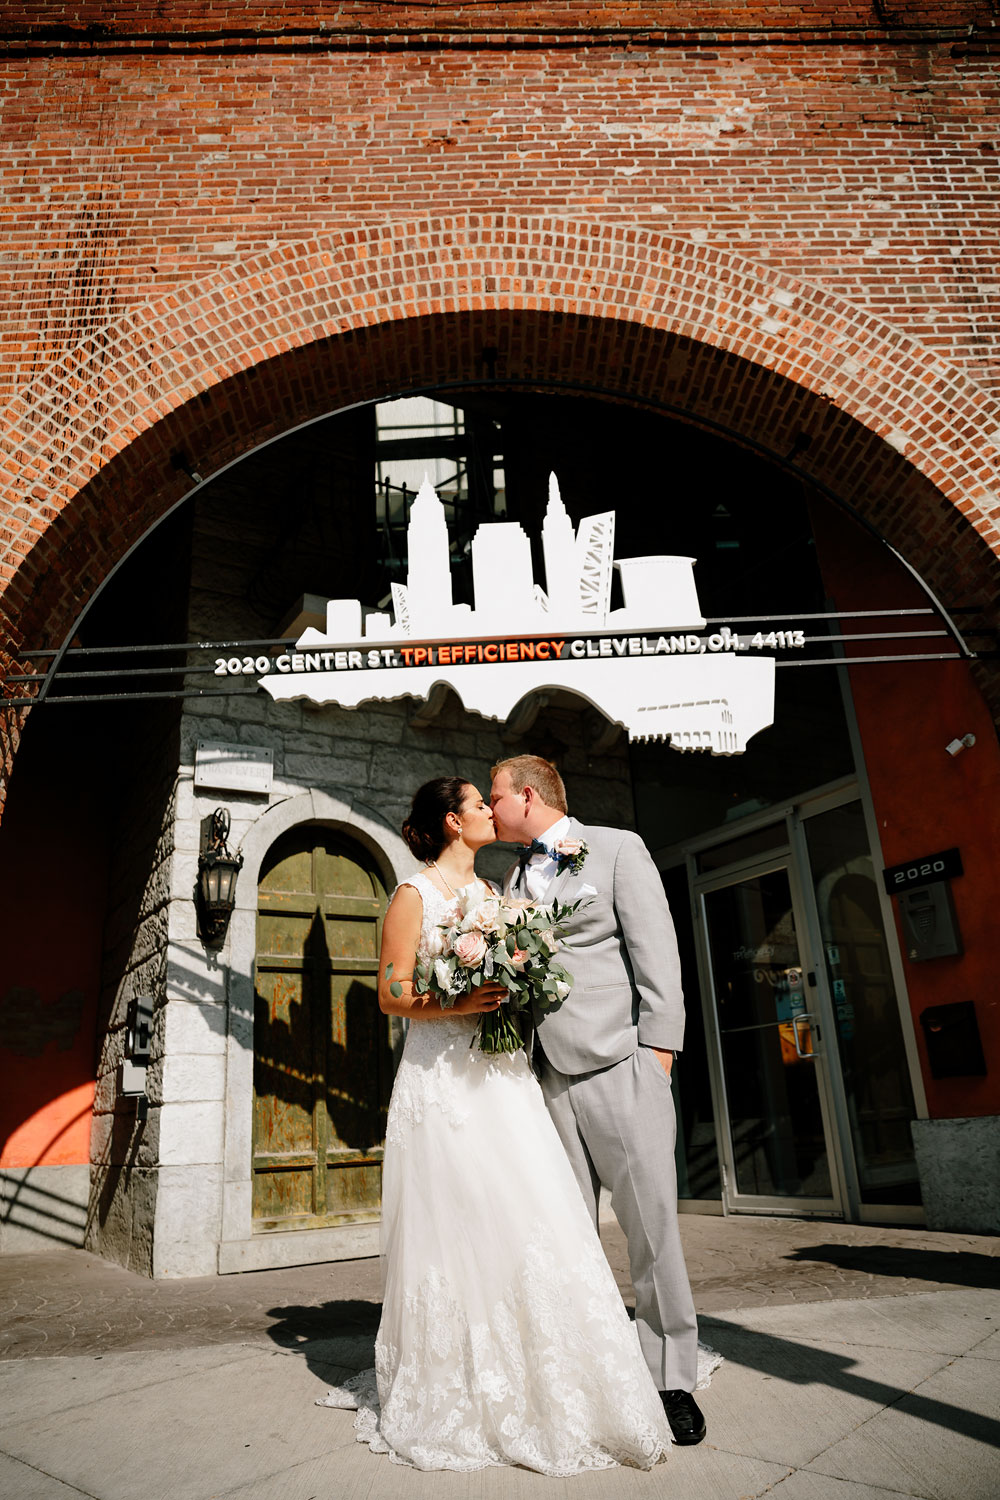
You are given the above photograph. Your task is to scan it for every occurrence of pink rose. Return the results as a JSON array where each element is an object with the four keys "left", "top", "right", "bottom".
[
  {"left": 510, "top": 947, "right": 529, "bottom": 969},
  {"left": 453, "top": 930, "right": 488, "bottom": 968},
  {"left": 554, "top": 838, "right": 583, "bottom": 857}
]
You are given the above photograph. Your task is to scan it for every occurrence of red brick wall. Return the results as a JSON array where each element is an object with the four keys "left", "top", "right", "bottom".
[
  {"left": 2, "top": 5, "right": 999, "bottom": 808},
  {"left": 4, "top": 6, "right": 993, "bottom": 31},
  {"left": 3, "top": 6, "right": 998, "bottom": 395}
]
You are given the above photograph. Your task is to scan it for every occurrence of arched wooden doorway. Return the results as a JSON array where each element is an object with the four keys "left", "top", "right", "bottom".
[{"left": 252, "top": 824, "right": 391, "bottom": 1233}]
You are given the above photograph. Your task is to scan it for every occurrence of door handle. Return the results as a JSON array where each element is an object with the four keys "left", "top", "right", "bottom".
[{"left": 791, "top": 1012, "right": 817, "bottom": 1059}]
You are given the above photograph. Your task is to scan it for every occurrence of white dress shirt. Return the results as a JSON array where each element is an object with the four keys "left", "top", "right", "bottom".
[{"left": 517, "top": 815, "right": 572, "bottom": 900}]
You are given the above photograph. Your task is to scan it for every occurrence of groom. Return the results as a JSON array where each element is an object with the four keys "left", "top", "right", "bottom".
[{"left": 490, "top": 754, "right": 705, "bottom": 1445}]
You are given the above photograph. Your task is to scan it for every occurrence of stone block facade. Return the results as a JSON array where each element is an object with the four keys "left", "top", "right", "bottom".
[
  {"left": 150, "top": 689, "right": 631, "bottom": 1276},
  {"left": 86, "top": 707, "right": 181, "bottom": 1275},
  {"left": 912, "top": 1116, "right": 1000, "bottom": 1233},
  {"left": 0, "top": 1165, "right": 90, "bottom": 1253}
]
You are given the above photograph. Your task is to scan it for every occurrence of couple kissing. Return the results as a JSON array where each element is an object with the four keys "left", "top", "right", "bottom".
[{"left": 320, "top": 754, "right": 716, "bottom": 1474}]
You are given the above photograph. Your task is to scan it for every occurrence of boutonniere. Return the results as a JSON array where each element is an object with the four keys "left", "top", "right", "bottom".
[{"left": 552, "top": 838, "right": 589, "bottom": 876}]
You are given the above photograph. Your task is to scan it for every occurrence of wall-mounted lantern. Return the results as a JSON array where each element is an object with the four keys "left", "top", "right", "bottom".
[{"left": 196, "top": 807, "right": 244, "bottom": 945}]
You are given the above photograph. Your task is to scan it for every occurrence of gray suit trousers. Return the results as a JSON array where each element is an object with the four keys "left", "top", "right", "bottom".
[{"left": 539, "top": 1045, "right": 699, "bottom": 1392}]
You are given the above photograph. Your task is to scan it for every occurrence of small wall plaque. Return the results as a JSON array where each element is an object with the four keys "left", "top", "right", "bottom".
[
  {"left": 881, "top": 847, "right": 962, "bottom": 895},
  {"left": 194, "top": 741, "right": 273, "bottom": 796}
]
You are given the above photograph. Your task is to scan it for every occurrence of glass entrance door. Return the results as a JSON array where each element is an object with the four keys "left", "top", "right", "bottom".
[
  {"left": 699, "top": 855, "right": 845, "bottom": 1215},
  {"left": 802, "top": 802, "right": 921, "bottom": 1208},
  {"left": 689, "top": 793, "right": 921, "bottom": 1220}
]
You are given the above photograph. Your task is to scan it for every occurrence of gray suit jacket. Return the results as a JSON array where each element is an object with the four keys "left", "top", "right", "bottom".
[{"left": 504, "top": 817, "right": 685, "bottom": 1076}]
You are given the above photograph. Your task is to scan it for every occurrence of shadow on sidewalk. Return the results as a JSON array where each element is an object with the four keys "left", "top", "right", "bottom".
[
  {"left": 784, "top": 1244, "right": 1000, "bottom": 1292},
  {"left": 261, "top": 1295, "right": 1000, "bottom": 1453},
  {"left": 702, "top": 1315, "right": 1000, "bottom": 1450},
  {"left": 265, "top": 1298, "right": 380, "bottom": 1382}
]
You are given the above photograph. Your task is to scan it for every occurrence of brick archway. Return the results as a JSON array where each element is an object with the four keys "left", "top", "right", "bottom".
[{"left": 2, "top": 214, "right": 999, "bottom": 790}]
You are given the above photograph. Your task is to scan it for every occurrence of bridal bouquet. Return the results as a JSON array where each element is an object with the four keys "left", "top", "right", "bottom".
[{"left": 386, "top": 886, "right": 578, "bottom": 1054}]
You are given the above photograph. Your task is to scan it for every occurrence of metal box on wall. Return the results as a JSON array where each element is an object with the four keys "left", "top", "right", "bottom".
[
  {"left": 898, "top": 883, "right": 962, "bottom": 962},
  {"left": 919, "top": 1000, "right": 987, "bottom": 1079}
]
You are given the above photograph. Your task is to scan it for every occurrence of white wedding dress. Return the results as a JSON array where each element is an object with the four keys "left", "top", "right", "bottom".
[{"left": 319, "top": 873, "right": 717, "bottom": 1473}]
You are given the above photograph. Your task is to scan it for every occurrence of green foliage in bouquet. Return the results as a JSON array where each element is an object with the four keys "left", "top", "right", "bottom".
[{"left": 386, "top": 887, "right": 580, "bottom": 1054}]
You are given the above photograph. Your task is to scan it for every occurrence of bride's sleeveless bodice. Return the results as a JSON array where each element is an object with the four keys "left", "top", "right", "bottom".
[
  {"left": 397, "top": 870, "right": 482, "bottom": 1055},
  {"left": 386, "top": 872, "right": 530, "bottom": 1144}
]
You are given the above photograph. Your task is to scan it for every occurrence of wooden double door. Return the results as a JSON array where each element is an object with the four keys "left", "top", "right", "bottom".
[{"left": 252, "top": 825, "right": 392, "bottom": 1232}]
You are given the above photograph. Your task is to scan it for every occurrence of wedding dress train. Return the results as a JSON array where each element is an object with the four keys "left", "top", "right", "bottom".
[{"left": 318, "top": 872, "right": 719, "bottom": 1474}]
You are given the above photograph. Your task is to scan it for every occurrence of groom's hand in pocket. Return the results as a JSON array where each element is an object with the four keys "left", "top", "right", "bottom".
[{"left": 648, "top": 1047, "right": 673, "bottom": 1077}]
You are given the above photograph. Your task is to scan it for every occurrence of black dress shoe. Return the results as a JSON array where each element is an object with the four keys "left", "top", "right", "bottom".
[{"left": 660, "top": 1388, "right": 706, "bottom": 1445}]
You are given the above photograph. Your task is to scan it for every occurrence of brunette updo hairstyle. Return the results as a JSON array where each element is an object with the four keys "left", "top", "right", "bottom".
[{"left": 401, "top": 777, "right": 470, "bottom": 862}]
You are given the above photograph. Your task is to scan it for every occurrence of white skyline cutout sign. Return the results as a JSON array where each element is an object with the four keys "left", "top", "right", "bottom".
[{"left": 259, "top": 475, "right": 783, "bottom": 754}]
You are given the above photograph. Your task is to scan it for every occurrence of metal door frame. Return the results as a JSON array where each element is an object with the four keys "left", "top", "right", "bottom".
[{"left": 689, "top": 790, "right": 862, "bottom": 1219}]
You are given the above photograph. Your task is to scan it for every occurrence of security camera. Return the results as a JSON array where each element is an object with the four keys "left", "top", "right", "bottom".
[{"left": 945, "top": 733, "right": 976, "bottom": 756}]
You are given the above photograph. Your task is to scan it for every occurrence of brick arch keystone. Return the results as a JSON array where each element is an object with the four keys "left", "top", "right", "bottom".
[{"left": 2, "top": 215, "right": 1000, "bottom": 803}]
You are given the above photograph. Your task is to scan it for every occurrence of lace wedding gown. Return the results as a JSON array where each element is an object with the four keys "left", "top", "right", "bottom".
[{"left": 319, "top": 872, "right": 716, "bottom": 1474}]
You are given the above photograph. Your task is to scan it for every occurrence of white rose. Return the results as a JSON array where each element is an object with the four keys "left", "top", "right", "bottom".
[
  {"left": 476, "top": 898, "right": 506, "bottom": 936},
  {"left": 456, "top": 883, "right": 482, "bottom": 918},
  {"left": 424, "top": 927, "right": 446, "bottom": 958},
  {"left": 433, "top": 957, "right": 455, "bottom": 992}
]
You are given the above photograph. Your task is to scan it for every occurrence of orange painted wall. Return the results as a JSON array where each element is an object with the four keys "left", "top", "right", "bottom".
[
  {"left": 0, "top": 718, "right": 107, "bottom": 1167},
  {"left": 811, "top": 501, "right": 1000, "bottom": 1120}
]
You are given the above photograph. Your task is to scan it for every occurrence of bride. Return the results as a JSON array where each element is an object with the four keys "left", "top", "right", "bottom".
[{"left": 320, "top": 776, "right": 678, "bottom": 1473}]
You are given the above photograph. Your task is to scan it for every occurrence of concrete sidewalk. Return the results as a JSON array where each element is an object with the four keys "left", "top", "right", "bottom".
[{"left": 1, "top": 1216, "right": 998, "bottom": 1500}]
